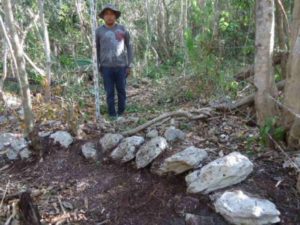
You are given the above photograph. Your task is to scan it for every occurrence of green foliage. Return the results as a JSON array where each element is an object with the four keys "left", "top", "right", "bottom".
[
  {"left": 260, "top": 117, "right": 285, "bottom": 146},
  {"left": 74, "top": 58, "right": 92, "bottom": 67},
  {"left": 183, "top": 90, "right": 195, "bottom": 101},
  {"left": 126, "top": 103, "right": 145, "bottom": 113},
  {"left": 3, "top": 81, "right": 20, "bottom": 94},
  {"left": 246, "top": 135, "right": 258, "bottom": 153},
  {"left": 181, "top": 0, "right": 256, "bottom": 99}
]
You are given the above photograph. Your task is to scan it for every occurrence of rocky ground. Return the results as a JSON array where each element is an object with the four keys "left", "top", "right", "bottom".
[{"left": 0, "top": 80, "right": 300, "bottom": 225}]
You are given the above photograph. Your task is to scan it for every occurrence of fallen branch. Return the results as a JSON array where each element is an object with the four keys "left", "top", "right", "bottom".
[
  {"left": 234, "top": 53, "right": 288, "bottom": 81},
  {"left": 4, "top": 201, "right": 17, "bottom": 225},
  {"left": 0, "top": 181, "right": 10, "bottom": 209},
  {"left": 268, "top": 134, "right": 300, "bottom": 172},
  {"left": 0, "top": 189, "right": 44, "bottom": 204},
  {"left": 215, "top": 80, "right": 285, "bottom": 111},
  {"left": 121, "top": 108, "right": 212, "bottom": 136}
]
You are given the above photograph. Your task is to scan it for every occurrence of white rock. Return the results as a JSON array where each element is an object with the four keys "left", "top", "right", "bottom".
[
  {"left": 6, "top": 149, "right": 18, "bottom": 161},
  {"left": 0, "top": 133, "right": 28, "bottom": 161},
  {"left": 164, "top": 126, "right": 185, "bottom": 142},
  {"left": 219, "top": 134, "right": 229, "bottom": 143},
  {"left": 283, "top": 153, "right": 300, "bottom": 169},
  {"left": 18, "top": 109, "right": 24, "bottom": 120},
  {"left": 185, "top": 214, "right": 214, "bottom": 225},
  {"left": 146, "top": 129, "right": 159, "bottom": 139},
  {"left": 186, "top": 152, "right": 253, "bottom": 194},
  {"left": 81, "top": 142, "right": 97, "bottom": 160},
  {"left": 62, "top": 201, "right": 74, "bottom": 210},
  {"left": 214, "top": 190, "right": 280, "bottom": 225},
  {"left": 110, "top": 136, "right": 145, "bottom": 162},
  {"left": 50, "top": 131, "right": 73, "bottom": 148},
  {"left": 0, "top": 116, "right": 8, "bottom": 124},
  {"left": 0, "top": 133, "right": 27, "bottom": 152},
  {"left": 38, "top": 131, "right": 52, "bottom": 138},
  {"left": 155, "top": 146, "right": 208, "bottom": 175},
  {"left": 2, "top": 93, "right": 21, "bottom": 108},
  {"left": 136, "top": 137, "right": 168, "bottom": 169},
  {"left": 19, "top": 148, "right": 31, "bottom": 160},
  {"left": 99, "top": 133, "right": 123, "bottom": 152}
]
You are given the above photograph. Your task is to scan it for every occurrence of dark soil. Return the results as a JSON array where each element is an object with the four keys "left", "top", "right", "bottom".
[
  {"left": 0, "top": 113, "right": 299, "bottom": 225},
  {"left": 0, "top": 140, "right": 228, "bottom": 225}
]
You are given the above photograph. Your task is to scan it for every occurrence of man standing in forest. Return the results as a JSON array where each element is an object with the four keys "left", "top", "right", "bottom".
[{"left": 96, "top": 3, "right": 133, "bottom": 119}]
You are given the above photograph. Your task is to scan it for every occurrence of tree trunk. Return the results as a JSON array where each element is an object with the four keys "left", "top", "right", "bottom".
[
  {"left": 75, "top": 0, "right": 91, "bottom": 46},
  {"left": 254, "top": 0, "right": 278, "bottom": 126},
  {"left": 89, "top": 0, "right": 101, "bottom": 121},
  {"left": 38, "top": 0, "right": 52, "bottom": 102},
  {"left": 283, "top": 31, "right": 300, "bottom": 147},
  {"left": 283, "top": 1, "right": 300, "bottom": 148},
  {"left": 156, "top": 0, "right": 171, "bottom": 60},
  {"left": 275, "top": 0, "right": 288, "bottom": 78},
  {"left": 198, "top": 0, "right": 206, "bottom": 8},
  {"left": 2, "top": 0, "right": 34, "bottom": 134},
  {"left": 212, "top": 0, "right": 221, "bottom": 43},
  {"left": 0, "top": 39, "right": 8, "bottom": 92},
  {"left": 289, "top": 1, "right": 300, "bottom": 52}
]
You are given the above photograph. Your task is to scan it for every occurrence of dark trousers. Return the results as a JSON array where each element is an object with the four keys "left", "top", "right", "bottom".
[{"left": 101, "top": 66, "right": 127, "bottom": 117}]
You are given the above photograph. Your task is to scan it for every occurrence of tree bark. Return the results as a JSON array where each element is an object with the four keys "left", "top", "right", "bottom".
[
  {"left": 215, "top": 80, "right": 285, "bottom": 111},
  {"left": 283, "top": 30, "right": 300, "bottom": 147},
  {"left": 156, "top": 0, "right": 171, "bottom": 60},
  {"left": 289, "top": 1, "right": 300, "bottom": 52},
  {"left": 254, "top": 0, "right": 278, "bottom": 126},
  {"left": 275, "top": 0, "right": 288, "bottom": 78},
  {"left": 0, "top": 39, "right": 8, "bottom": 92},
  {"left": 2, "top": 0, "right": 34, "bottom": 134},
  {"left": 89, "top": 0, "right": 101, "bottom": 121},
  {"left": 235, "top": 52, "right": 288, "bottom": 81},
  {"left": 198, "top": 0, "right": 206, "bottom": 8},
  {"left": 283, "top": 1, "right": 300, "bottom": 148},
  {"left": 212, "top": 0, "right": 221, "bottom": 43},
  {"left": 38, "top": 0, "right": 52, "bottom": 102},
  {"left": 75, "top": 0, "right": 92, "bottom": 46}
]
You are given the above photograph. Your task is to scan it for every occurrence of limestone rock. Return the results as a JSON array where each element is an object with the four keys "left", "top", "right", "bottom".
[
  {"left": 164, "top": 126, "right": 185, "bottom": 142},
  {"left": 146, "top": 129, "right": 159, "bottom": 139},
  {"left": 50, "top": 131, "right": 73, "bottom": 148},
  {"left": 0, "top": 116, "right": 8, "bottom": 124},
  {"left": 99, "top": 133, "right": 123, "bottom": 152},
  {"left": 2, "top": 93, "right": 21, "bottom": 109},
  {"left": 186, "top": 152, "right": 253, "bottom": 194},
  {"left": 0, "top": 133, "right": 27, "bottom": 152},
  {"left": 81, "top": 142, "right": 97, "bottom": 160},
  {"left": 136, "top": 137, "right": 168, "bottom": 169},
  {"left": 214, "top": 190, "right": 280, "bottom": 225},
  {"left": 6, "top": 149, "right": 18, "bottom": 161},
  {"left": 185, "top": 214, "right": 215, "bottom": 225},
  {"left": 38, "top": 131, "right": 52, "bottom": 138},
  {"left": 110, "top": 136, "right": 145, "bottom": 162},
  {"left": 155, "top": 146, "right": 208, "bottom": 175},
  {"left": 0, "top": 133, "right": 29, "bottom": 161},
  {"left": 19, "top": 148, "right": 31, "bottom": 160},
  {"left": 283, "top": 153, "right": 300, "bottom": 169}
]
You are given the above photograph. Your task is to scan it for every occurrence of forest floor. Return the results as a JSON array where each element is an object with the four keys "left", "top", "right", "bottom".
[{"left": 0, "top": 76, "right": 300, "bottom": 225}]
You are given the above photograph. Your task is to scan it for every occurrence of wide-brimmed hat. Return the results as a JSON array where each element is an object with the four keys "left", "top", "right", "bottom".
[{"left": 98, "top": 4, "right": 121, "bottom": 19}]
